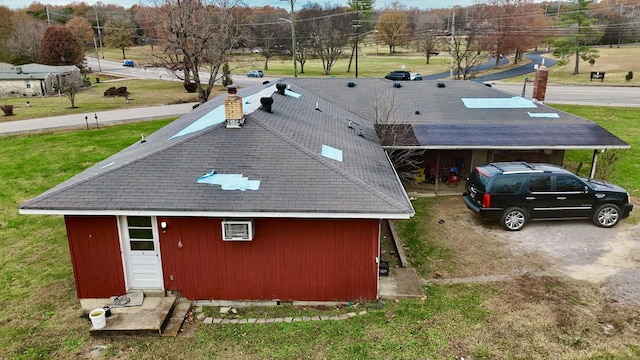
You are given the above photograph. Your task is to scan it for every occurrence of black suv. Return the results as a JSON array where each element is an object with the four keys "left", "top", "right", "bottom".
[
  {"left": 384, "top": 70, "right": 411, "bottom": 81},
  {"left": 463, "top": 162, "right": 633, "bottom": 231}
]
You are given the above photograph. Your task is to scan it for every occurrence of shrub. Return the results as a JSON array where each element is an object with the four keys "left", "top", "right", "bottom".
[
  {"left": 626, "top": 71, "right": 633, "bottom": 81},
  {"left": 183, "top": 82, "right": 198, "bottom": 93},
  {"left": 103, "top": 87, "right": 129, "bottom": 97},
  {"left": 1, "top": 104, "right": 14, "bottom": 116}
]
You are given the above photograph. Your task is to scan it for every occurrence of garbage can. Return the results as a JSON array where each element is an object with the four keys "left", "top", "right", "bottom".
[{"left": 379, "top": 261, "right": 389, "bottom": 276}]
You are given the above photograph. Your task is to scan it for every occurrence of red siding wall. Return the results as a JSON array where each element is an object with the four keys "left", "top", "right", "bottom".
[
  {"left": 65, "top": 216, "right": 126, "bottom": 298},
  {"left": 158, "top": 218, "right": 380, "bottom": 301}
]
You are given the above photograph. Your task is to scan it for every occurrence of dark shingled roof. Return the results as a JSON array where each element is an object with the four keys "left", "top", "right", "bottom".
[
  {"left": 20, "top": 81, "right": 414, "bottom": 218},
  {"left": 288, "top": 78, "right": 628, "bottom": 149},
  {"left": 20, "top": 78, "right": 627, "bottom": 216}
]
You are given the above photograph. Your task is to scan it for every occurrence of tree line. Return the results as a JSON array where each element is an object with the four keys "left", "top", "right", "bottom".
[{"left": 0, "top": 0, "right": 638, "bottom": 103}]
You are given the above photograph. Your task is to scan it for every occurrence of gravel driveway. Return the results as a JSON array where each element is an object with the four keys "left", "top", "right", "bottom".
[{"left": 488, "top": 219, "right": 640, "bottom": 306}]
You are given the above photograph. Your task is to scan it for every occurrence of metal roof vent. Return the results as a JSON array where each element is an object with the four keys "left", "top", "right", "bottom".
[
  {"left": 260, "top": 96, "right": 273, "bottom": 113},
  {"left": 276, "top": 82, "right": 286, "bottom": 95},
  {"left": 15, "top": 67, "right": 22, "bottom": 74},
  {"left": 415, "top": 110, "right": 420, "bottom": 115},
  {"left": 393, "top": 82, "right": 402, "bottom": 88},
  {"left": 347, "top": 82, "right": 355, "bottom": 87},
  {"left": 437, "top": 82, "right": 445, "bottom": 88}
]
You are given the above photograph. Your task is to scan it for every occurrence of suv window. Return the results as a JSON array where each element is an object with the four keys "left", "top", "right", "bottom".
[
  {"left": 491, "top": 175, "right": 525, "bottom": 194},
  {"left": 529, "top": 174, "right": 551, "bottom": 192},
  {"left": 556, "top": 175, "right": 584, "bottom": 192}
]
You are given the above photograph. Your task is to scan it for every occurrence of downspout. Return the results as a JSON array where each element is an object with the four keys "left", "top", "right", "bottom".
[{"left": 590, "top": 149, "right": 598, "bottom": 178}]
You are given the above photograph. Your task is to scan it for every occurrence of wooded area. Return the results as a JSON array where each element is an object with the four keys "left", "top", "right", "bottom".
[{"left": 0, "top": 0, "right": 638, "bottom": 99}]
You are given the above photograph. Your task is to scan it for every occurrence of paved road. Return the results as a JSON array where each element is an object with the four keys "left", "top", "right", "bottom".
[
  {"left": 0, "top": 102, "right": 197, "bottom": 136},
  {"left": 490, "top": 83, "right": 640, "bottom": 107},
  {"left": 422, "top": 51, "right": 554, "bottom": 81}
]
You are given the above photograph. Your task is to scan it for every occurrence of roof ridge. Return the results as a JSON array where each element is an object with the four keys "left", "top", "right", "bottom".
[{"left": 252, "top": 115, "right": 411, "bottom": 213}]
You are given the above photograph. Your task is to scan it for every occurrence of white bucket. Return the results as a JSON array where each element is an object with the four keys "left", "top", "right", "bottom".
[{"left": 89, "top": 308, "right": 106, "bottom": 329}]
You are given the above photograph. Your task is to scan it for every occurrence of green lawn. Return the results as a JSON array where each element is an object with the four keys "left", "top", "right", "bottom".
[{"left": 0, "top": 79, "right": 200, "bottom": 122}]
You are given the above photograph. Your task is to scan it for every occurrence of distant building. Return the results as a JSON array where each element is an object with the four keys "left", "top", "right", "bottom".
[{"left": 0, "top": 63, "right": 82, "bottom": 96}]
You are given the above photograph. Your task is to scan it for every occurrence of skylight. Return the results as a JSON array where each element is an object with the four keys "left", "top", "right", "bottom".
[
  {"left": 461, "top": 96, "right": 537, "bottom": 109},
  {"left": 527, "top": 112, "right": 559, "bottom": 118},
  {"left": 169, "top": 84, "right": 302, "bottom": 140},
  {"left": 321, "top": 144, "right": 343, "bottom": 162}
]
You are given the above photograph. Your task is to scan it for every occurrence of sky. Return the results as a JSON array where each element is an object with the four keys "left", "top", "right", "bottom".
[{"left": 0, "top": 0, "right": 474, "bottom": 11}]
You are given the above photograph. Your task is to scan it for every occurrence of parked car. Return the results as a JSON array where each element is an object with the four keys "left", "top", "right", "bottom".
[
  {"left": 250, "top": 47, "right": 262, "bottom": 54},
  {"left": 463, "top": 162, "right": 633, "bottom": 231},
  {"left": 384, "top": 70, "right": 411, "bottom": 81},
  {"left": 410, "top": 73, "right": 422, "bottom": 81},
  {"left": 247, "top": 70, "right": 264, "bottom": 78},
  {"left": 123, "top": 60, "right": 134, "bottom": 67}
]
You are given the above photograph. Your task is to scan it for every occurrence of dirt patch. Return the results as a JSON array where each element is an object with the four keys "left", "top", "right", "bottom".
[{"left": 415, "top": 196, "right": 640, "bottom": 356}]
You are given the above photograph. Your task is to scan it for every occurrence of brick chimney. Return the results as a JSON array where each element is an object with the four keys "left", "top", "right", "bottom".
[
  {"left": 224, "top": 85, "right": 244, "bottom": 128},
  {"left": 532, "top": 61, "right": 548, "bottom": 102}
]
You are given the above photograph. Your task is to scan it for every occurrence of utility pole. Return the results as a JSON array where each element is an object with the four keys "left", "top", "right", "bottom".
[
  {"left": 449, "top": 11, "right": 455, "bottom": 79},
  {"left": 281, "top": 0, "right": 297, "bottom": 77},
  {"left": 93, "top": 37, "right": 102, "bottom": 72},
  {"left": 95, "top": 7, "right": 105, "bottom": 59},
  {"left": 354, "top": 0, "right": 362, "bottom": 78},
  {"left": 46, "top": 6, "right": 51, "bottom": 25}
]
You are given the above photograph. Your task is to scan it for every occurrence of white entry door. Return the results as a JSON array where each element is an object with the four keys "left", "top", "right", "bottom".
[{"left": 122, "top": 216, "right": 164, "bottom": 289}]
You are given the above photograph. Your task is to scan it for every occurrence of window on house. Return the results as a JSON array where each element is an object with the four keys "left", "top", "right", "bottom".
[
  {"left": 127, "top": 216, "right": 154, "bottom": 250},
  {"left": 25, "top": 81, "right": 31, "bottom": 89}
]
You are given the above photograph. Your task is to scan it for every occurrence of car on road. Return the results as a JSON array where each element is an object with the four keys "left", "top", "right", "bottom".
[
  {"left": 410, "top": 73, "right": 422, "bottom": 81},
  {"left": 384, "top": 70, "right": 411, "bottom": 81},
  {"left": 247, "top": 70, "right": 264, "bottom": 78},
  {"left": 123, "top": 60, "right": 134, "bottom": 67},
  {"left": 463, "top": 162, "right": 633, "bottom": 231},
  {"left": 250, "top": 47, "right": 262, "bottom": 54}
]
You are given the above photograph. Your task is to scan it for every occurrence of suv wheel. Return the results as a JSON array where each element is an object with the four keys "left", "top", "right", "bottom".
[
  {"left": 593, "top": 203, "right": 621, "bottom": 228},
  {"left": 501, "top": 207, "right": 527, "bottom": 231}
]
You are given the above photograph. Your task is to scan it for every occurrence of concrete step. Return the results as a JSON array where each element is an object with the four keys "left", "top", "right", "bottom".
[
  {"left": 161, "top": 300, "right": 192, "bottom": 337},
  {"left": 90, "top": 296, "right": 178, "bottom": 338}
]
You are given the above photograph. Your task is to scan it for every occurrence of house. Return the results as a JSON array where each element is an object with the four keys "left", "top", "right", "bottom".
[
  {"left": 0, "top": 63, "right": 82, "bottom": 96},
  {"left": 19, "top": 81, "right": 415, "bottom": 304},
  {"left": 19, "top": 77, "right": 628, "bottom": 305},
  {"left": 288, "top": 77, "right": 628, "bottom": 191}
]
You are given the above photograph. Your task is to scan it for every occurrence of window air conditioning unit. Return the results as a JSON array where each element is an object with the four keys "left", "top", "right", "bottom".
[{"left": 222, "top": 220, "right": 254, "bottom": 241}]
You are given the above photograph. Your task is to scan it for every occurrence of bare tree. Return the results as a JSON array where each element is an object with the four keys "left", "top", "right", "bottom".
[
  {"left": 247, "top": 8, "right": 288, "bottom": 71},
  {"left": 415, "top": 14, "right": 442, "bottom": 64},
  {"left": 55, "top": 73, "right": 83, "bottom": 108},
  {"left": 151, "top": 0, "right": 245, "bottom": 103},
  {"left": 299, "top": 4, "right": 350, "bottom": 75},
  {"left": 594, "top": 149, "right": 621, "bottom": 180},
  {"left": 448, "top": 7, "right": 490, "bottom": 79},
  {"left": 368, "top": 90, "right": 425, "bottom": 183},
  {"left": 5, "top": 12, "right": 48, "bottom": 64}
]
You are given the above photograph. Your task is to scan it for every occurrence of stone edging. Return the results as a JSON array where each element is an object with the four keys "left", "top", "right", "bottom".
[{"left": 194, "top": 307, "right": 368, "bottom": 325}]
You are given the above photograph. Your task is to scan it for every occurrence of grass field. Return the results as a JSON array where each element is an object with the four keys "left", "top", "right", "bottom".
[{"left": 0, "top": 79, "right": 200, "bottom": 122}]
